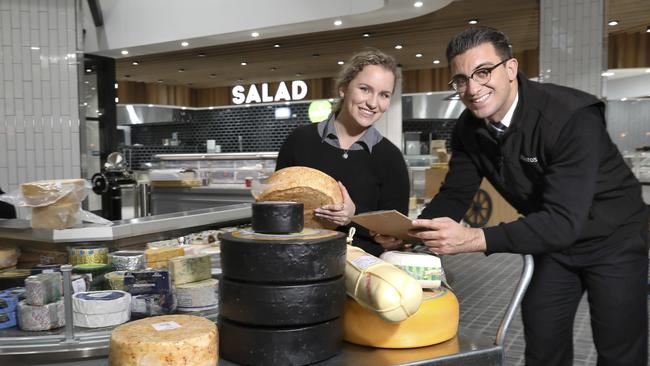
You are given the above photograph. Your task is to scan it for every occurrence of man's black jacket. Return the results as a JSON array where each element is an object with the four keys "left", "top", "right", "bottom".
[{"left": 420, "top": 73, "right": 647, "bottom": 255}]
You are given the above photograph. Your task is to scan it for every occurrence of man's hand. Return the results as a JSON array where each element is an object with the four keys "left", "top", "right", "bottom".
[
  {"left": 315, "top": 182, "right": 356, "bottom": 227},
  {"left": 409, "top": 217, "right": 486, "bottom": 254}
]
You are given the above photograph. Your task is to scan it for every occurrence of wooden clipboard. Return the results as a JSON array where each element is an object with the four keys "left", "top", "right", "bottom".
[{"left": 351, "top": 210, "right": 422, "bottom": 244}]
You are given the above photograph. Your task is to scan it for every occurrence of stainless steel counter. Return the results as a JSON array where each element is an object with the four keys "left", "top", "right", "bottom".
[
  {"left": 0, "top": 204, "right": 251, "bottom": 246},
  {"left": 151, "top": 185, "right": 254, "bottom": 215}
]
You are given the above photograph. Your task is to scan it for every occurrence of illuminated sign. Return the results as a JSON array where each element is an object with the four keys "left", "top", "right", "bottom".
[{"left": 231, "top": 80, "right": 308, "bottom": 105}]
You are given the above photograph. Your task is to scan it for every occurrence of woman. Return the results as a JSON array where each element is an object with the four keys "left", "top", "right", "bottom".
[{"left": 276, "top": 49, "right": 409, "bottom": 256}]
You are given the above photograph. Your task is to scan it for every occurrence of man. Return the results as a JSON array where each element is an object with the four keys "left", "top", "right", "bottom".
[{"left": 410, "top": 27, "right": 648, "bottom": 366}]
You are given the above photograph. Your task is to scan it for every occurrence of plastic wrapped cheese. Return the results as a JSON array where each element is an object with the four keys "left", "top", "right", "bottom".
[
  {"left": 380, "top": 251, "right": 443, "bottom": 289},
  {"left": 17, "top": 299, "right": 65, "bottom": 331},
  {"left": 345, "top": 245, "right": 422, "bottom": 323},
  {"left": 168, "top": 254, "right": 211, "bottom": 285},
  {"left": 20, "top": 179, "right": 87, "bottom": 206},
  {"left": 0, "top": 246, "right": 19, "bottom": 270},
  {"left": 25, "top": 272, "right": 62, "bottom": 306}
]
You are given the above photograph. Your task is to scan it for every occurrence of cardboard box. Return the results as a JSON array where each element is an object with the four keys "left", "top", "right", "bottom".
[{"left": 424, "top": 164, "right": 449, "bottom": 199}]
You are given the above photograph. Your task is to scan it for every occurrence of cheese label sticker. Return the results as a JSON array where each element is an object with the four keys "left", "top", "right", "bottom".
[
  {"left": 351, "top": 255, "right": 383, "bottom": 270},
  {"left": 152, "top": 321, "right": 181, "bottom": 331}
]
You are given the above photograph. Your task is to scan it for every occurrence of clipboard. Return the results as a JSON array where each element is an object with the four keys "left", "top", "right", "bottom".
[{"left": 351, "top": 210, "right": 422, "bottom": 244}]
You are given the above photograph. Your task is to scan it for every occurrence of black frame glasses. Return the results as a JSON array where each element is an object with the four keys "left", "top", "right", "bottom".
[{"left": 448, "top": 58, "right": 510, "bottom": 92}]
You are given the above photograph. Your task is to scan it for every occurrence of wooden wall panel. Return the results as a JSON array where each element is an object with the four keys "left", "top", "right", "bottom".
[{"left": 608, "top": 31, "right": 650, "bottom": 69}]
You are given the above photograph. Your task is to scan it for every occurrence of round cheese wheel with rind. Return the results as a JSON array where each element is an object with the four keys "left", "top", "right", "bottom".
[
  {"left": 219, "top": 276, "right": 345, "bottom": 326},
  {"left": 220, "top": 228, "right": 346, "bottom": 283},
  {"left": 252, "top": 201, "right": 304, "bottom": 234},
  {"left": 109, "top": 314, "right": 218, "bottom": 366},
  {"left": 343, "top": 287, "right": 459, "bottom": 348},
  {"left": 219, "top": 316, "right": 341, "bottom": 366},
  {"left": 257, "top": 166, "right": 343, "bottom": 229}
]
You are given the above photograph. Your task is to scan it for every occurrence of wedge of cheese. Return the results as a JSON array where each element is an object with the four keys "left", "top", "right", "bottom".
[
  {"left": 168, "top": 254, "right": 211, "bottom": 285},
  {"left": 109, "top": 315, "right": 218, "bottom": 366},
  {"left": 257, "top": 166, "right": 342, "bottom": 229}
]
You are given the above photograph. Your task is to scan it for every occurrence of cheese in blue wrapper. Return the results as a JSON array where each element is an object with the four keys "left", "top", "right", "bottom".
[
  {"left": 130, "top": 292, "right": 177, "bottom": 318},
  {"left": 0, "top": 310, "right": 17, "bottom": 329},
  {"left": 123, "top": 270, "right": 171, "bottom": 295}
]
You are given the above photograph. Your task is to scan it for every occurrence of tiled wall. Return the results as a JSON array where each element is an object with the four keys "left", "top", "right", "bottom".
[
  {"left": 0, "top": 0, "right": 82, "bottom": 191},
  {"left": 539, "top": 0, "right": 604, "bottom": 97},
  {"left": 127, "top": 103, "right": 311, "bottom": 169}
]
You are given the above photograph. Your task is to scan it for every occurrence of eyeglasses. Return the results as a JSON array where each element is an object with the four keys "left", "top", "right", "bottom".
[{"left": 448, "top": 59, "right": 510, "bottom": 92}]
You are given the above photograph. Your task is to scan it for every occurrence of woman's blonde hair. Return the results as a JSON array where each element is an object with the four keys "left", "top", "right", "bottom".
[{"left": 332, "top": 48, "right": 399, "bottom": 115}]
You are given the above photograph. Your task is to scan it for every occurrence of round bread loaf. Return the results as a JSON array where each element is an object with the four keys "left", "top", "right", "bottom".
[
  {"left": 257, "top": 166, "right": 342, "bottom": 229},
  {"left": 21, "top": 179, "right": 87, "bottom": 206}
]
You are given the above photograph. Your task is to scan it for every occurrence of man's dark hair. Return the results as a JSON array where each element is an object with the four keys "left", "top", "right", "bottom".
[{"left": 446, "top": 26, "right": 513, "bottom": 64}]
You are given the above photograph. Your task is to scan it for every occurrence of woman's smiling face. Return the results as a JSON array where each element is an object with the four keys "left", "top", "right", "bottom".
[{"left": 338, "top": 64, "right": 395, "bottom": 128}]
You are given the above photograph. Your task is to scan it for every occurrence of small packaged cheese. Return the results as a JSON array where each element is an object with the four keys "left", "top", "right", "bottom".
[{"left": 380, "top": 251, "right": 443, "bottom": 289}]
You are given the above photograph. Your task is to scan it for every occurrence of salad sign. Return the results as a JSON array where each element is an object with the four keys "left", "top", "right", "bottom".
[{"left": 231, "top": 80, "right": 308, "bottom": 105}]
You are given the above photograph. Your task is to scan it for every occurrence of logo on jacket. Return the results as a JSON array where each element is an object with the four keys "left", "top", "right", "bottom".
[{"left": 520, "top": 155, "right": 538, "bottom": 163}]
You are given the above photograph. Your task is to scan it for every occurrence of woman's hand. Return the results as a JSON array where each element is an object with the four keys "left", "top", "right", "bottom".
[{"left": 314, "top": 182, "right": 356, "bottom": 227}]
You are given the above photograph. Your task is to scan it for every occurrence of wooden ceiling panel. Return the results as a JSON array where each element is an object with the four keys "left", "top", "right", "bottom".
[{"left": 114, "top": 0, "right": 648, "bottom": 89}]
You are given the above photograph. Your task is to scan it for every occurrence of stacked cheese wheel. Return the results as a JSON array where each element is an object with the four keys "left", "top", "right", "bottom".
[{"left": 219, "top": 223, "right": 347, "bottom": 366}]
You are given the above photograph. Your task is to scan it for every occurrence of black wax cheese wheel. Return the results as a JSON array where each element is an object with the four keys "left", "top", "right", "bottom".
[
  {"left": 219, "top": 276, "right": 345, "bottom": 326},
  {"left": 252, "top": 201, "right": 304, "bottom": 234},
  {"left": 218, "top": 316, "right": 342, "bottom": 366},
  {"left": 220, "top": 229, "right": 346, "bottom": 283}
]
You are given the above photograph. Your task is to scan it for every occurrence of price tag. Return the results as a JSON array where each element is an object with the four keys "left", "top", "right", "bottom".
[{"left": 151, "top": 321, "right": 181, "bottom": 331}]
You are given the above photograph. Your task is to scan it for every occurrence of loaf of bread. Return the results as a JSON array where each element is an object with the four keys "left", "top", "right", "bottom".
[
  {"left": 257, "top": 166, "right": 343, "bottom": 229},
  {"left": 345, "top": 245, "right": 422, "bottom": 323},
  {"left": 21, "top": 179, "right": 87, "bottom": 206}
]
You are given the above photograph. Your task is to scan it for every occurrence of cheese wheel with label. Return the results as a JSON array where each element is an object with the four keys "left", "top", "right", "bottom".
[
  {"left": 380, "top": 251, "right": 443, "bottom": 288},
  {"left": 345, "top": 245, "right": 422, "bottom": 322},
  {"left": 343, "top": 287, "right": 459, "bottom": 348},
  {"left": 109, "top": 314, "right": 218, "bottom": 366}
]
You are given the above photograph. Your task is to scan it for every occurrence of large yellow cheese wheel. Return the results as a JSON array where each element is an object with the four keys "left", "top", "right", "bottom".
[
  {"left": 109, "top": 314, "right": 218, "bottom": 366},
  {"left": 257, "top": 166, "right": 342, "bottom": 229},
  {"left": 343, "top": 287, "right": 459, "bottom": 348}
]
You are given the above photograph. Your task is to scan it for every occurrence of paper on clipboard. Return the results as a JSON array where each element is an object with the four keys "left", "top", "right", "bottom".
[{"left": 351, "top": 210, "right": 422, "bottom": 244}]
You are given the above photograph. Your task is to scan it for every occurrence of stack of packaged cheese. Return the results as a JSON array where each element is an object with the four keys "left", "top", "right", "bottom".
[
  {"left": 17, "top": 272, "right": 65, "bottom": 331},
  {"left": 169, "top": 254, "right": 218, "bottom": 312},
  {"left": 72, "top": 290, "right": 131, "bottom": 328},
  {"left": 21, "top": 179, "right": 87, "bottom": 229}
]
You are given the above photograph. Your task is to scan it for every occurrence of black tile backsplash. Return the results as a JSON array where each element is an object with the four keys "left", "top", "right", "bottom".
[{"left": 124, "top": 102, "right": 456, "bottom": 169}]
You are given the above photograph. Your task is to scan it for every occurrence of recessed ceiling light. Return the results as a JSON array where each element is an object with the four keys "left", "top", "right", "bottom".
[
  {"left": 608, "top": 20, "right": 619, "bottom": 26},
  {"left": 337, "top": 61, "right": 344, "bottom": 65},
  {"left": 30, "top": 46, "right": 39, "bottom": 50},
  {"left": 157, "top": 79, "right": 164, "bottom": 83},
  {"left": 414, "top": 1, "right": 423, "bottom": 7},
  {"left": 197, "top": 53, "right": 206, "bottom": 57},
  {"left": 132, "top": 61, "right": 139, "bottom": 66},
  {"left": 251, "top": 32, "right": 260, "bottom": 38},
  {"left": 181, "top": 41, "right": 189, "bottom": 47},
  {"left": 433, "top": 59, "right": 441, "bottom": 64},
  {"left": 274, "top": 43, "right": 281, "bottom": 48},
  {"left": 269, "top": 67, "right": 277, "bottom": 71},
  {"left": 362, "top": 33, "right": 370, "bottom": 37},
  {"left": 415, "top": 53, "right": 423, "bottom": 58},
  {"left": 241, "top": 62, "right": 248, "bottom": 66},
  {"left": 209, "top": 74, "right": 217, "bottom": 78},
  {"left": 85, "top": 68, "right": 92, "bottom": 73},
  {"left": 296, "top": 73, "right": 302, "bottom": 77},
  {"left": 178, "top": 68, "right": 185, "bottom": 72},
  {"left": 394, "top": 44, "right": 403, "bottom": 50},
  {"left": 601, "top": 71, "right": 614, "bottom": 77},
  {"left": 468, "top": 19, "right": 479, "bottom": 25},
  {"left": 334, "top": 20, "right": 343, "bottom": 26},
  {"left": 120, "top": 50, "right": 129, "bottom": 55}
]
